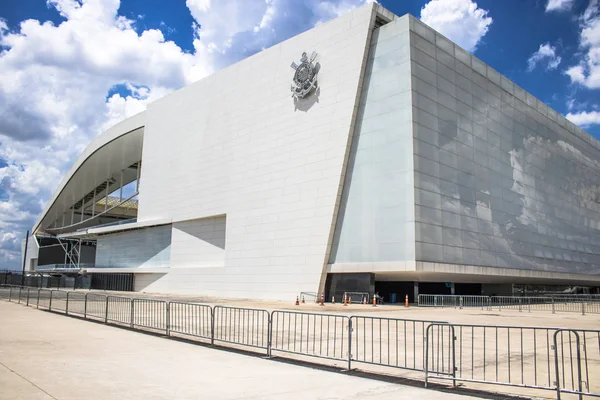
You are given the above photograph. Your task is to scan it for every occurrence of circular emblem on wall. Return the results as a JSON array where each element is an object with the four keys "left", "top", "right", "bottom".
[{"left": 290, "top": 51, "right": 320, "bottom": 99}]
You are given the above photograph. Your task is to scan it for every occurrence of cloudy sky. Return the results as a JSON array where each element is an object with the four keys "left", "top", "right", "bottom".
[{"left": 0, "top": 0, "right": 599, "bottom": 269}]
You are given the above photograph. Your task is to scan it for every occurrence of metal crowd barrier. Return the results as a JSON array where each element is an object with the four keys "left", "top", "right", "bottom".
[
  {"left": 51, "top": 290, "right": 68, "bottom": 313},
  {"left": 212, "top": 306, "right": 270, "bottom": 352},
  {"left": 418, "top": 294, "right": 600, "bottom": 314},
  {"left": 169, "top": 301, "right": 212, "bottom": 342},
  {"left": 270, "top": 311, "right": 350, "bottom": 367},
  {"left": 85, "top": 293, "right": 108, "bottom": 321},
  {"left": 37, "top": 289, "right": 51, "bottom": 309},
  {"left": 350, "top": 316, "right": 444, "bottom": 372},
  {"left": 106, "top": 295, "right": 132, "bottom": 326},
  {"left": 66, "top": 292, "right": 86, "bottom": 316},
  {"left": 1, "top": 285, "right": 599, "bottom": 399},
  {"left": 0, "top": 285, "right": 10, "bottom": 300},
  {"left": 132, "top": 298, "right": 168, "bottom": 334}
]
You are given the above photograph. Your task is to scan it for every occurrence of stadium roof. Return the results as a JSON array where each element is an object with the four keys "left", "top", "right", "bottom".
[{"left": 33, "top": 112, "right": 145, "bottom": 235}]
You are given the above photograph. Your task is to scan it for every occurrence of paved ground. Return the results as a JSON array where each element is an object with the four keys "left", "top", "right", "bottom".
[{"left": 0, "top": 302, "right": 492, "bottom": 400}]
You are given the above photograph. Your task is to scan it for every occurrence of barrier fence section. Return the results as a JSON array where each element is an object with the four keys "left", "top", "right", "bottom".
[
  {"left": 132, "top": 298, "right": 168, "bottom": 334},
  {"left": 66, "top": 292, "right": 86, "bottom": 316},
  {"left": 418, "top": 294, "right": 600, "bottom": 314},
  {"left": 1, "top": 284, "right": 599, "bottom": 399},
  {"left": 212, "top": 306, "right": 270, "bottom": 352},
  {"left": 37, "top": 289, "right": 51, "bottom": 309},
  {"left": 51, "top": 290, "right": 68, "bottom": 313},
  {"left": 0, "top": 285, "right": 9, "bottom": 300},
  {"left": 270, "top": 311, "right": 350, "bottom": 368},
  {"left": 169, "top": 301, "right": 212, "bottom": 342},
  {"left": 106, "top": 295, "right": 132, "bottom": 326},
  {"left": 553, "top": 329, "right": 600, "bottom": 399},
  {"left": 86, "top": 293, "right": 107, "bottom": 321},
  {"left": 350, "top": 316, "right": 444, "bottom": 372},
  {"left": 425, "top": 323, "right": 456, "bottom": 387}
]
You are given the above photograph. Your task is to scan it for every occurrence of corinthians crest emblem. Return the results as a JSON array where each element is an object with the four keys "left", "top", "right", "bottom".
[{"left": 290, "top": 51, "right": 320, "bottom": 99}]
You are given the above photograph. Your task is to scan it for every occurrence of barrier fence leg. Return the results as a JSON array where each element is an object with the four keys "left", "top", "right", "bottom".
[
  {"left": 26, "top": 288, "right": 30, "bottom": 306},
  {"left": 451, "top": 326, "right": 457, "bottom": 389},
  {"left": 582, "top": 302, "right": 585, "bottom": 316},
  {"left": 424, "top": 328, "right": 430, "bottom": 388},
  {"left": 18, "top": 287, "right": 21, "bottom": 304},
  {"left": 347, "top": 318, "right": 352, "bottom": 371},
  {"left": 105, "top": 296, "right": 109, "bottom": 324},
  {"left": 37, "top": 289, "right": 40, "bottom": 309},
  {"left": 66, "top": 292, "right": 69, "bottom": 315},
  {"left": 8, "top": 286, "right": 12, "bottom": 302},
  {"left": 84, "top": 293, "right": 87, "bottom": 319},
  {"left": 165, "top": 302, "right": 170, "bottom": 336},
  {"left": 210, "top": 308, "right": 215, "bottom": 346},
  {"left": 552, "top": 299, "right": 555, "bottom": 314},
  {"left": 49, "top": 290, "right": 53, "bottom": 311},
  {"left": 267, "top": 314, "right": 271, "bottom": 357},
  {"left": 130, "top": 299, "right": 134, "bottom": 328}
]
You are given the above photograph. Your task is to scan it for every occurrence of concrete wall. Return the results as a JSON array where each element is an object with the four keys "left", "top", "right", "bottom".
[
  {"left": 135, "top": 4, "right": 380, "bottom": 298},
  {"left": 170, "top": 216, "right": 226, "bottom": 268},
  {"left": 22, "top": 236, "right": 39, "bottom": 272},
  {"left": 409, "top": 16, "right": 600, "bottom": 277},
  {"left": 95, "top": 225, "right": 171, "bottom": 268},
  {"left": 330, "top": 15, "right": 415, "bottom": 269}
]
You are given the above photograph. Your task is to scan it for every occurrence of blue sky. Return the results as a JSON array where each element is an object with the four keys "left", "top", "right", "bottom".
[{"left": 0, "top": 0, "right": 599, "bottom": 269}]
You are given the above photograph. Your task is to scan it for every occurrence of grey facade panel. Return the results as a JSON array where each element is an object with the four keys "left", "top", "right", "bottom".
[
  {"left": 409, "top": 17, "right": 600, "bottom": 276},
  {"left": 95, "top": 225, "right": 172, "bottom": 268}
]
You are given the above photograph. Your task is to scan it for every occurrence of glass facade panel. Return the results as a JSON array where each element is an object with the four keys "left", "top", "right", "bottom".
[
  {"left": 331, "top": 17, "right": 415, "bottom": 263},
  {"left": 410, "top": 19, "right": 600, "bottom": 275}
]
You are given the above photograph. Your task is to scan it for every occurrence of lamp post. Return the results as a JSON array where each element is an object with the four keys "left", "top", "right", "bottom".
[{"left": 21, "top": 230, "right": 29, "bottom": 287}]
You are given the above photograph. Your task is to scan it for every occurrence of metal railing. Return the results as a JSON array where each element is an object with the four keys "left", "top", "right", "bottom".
[
  {"left": 169, "top": 301, "right": 212, "bottom": 342},
  {"left": 270, "top": 311, "right": 350, "bottom": 367},
  {"left": 418, "top": 294, "right": 600, "bottom": 314},
  {"left": 85, "top": 293, "right": 108, "bottom": 321},
  {"left": 132, "top": 298, "right": 168, "bottom": 334},
  {"left": 212, "top": 306, "right": 270, "bottom": 351},
  {"left": 350, "top": 316, "right": 444, "bottom": 372},
  {"left": 106, "top": 295, "right": 132, "bottom": 326},
  {"left": 1, "top": 283, "right": 599, "bottom": 399},
  {"left": 66, "top": 292, "right": 86, "bottom": 316}
]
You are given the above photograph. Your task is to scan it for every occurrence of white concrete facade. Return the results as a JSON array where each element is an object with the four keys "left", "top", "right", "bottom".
[
  {"left": 128, "top": 4, "right": 381, "bottom": 299},
  {"left": 30, "top": 4, "right": 600, "bottom": 299}
]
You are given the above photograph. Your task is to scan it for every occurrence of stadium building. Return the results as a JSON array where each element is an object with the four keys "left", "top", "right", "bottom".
[{"left": 23, "top": 3, "right": 600, "bottom": 301}]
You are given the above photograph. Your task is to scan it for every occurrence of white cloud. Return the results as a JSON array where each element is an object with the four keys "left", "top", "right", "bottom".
[
  {"left": 546, "top": 0, "right": 575, "bottom": 12},
  {"left": 0, "top": 0, "right": 373, "bottom": 267},
  {"left": 566, "top": 110, "right": 600, "bottom": 125},
  {"left": 527, "top": 43, "right": 562, "bottom": 71},
  {"left": 565, "top": 0, "right": 600, "bottom": 88},
  {"left": 420, "top": 0, "right": 493, "bottom": 52}
]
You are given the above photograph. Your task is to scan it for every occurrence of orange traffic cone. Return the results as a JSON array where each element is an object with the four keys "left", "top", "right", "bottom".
[
  {"left": 363, "top": 296, "right": 367, "bottom": 305},
  {"left": 372, "top": 296, "right": 377, "bottom": 307},
  {"left": 301, "top": 295, "right": 305, "bottom": 304},
  {"left": 295, "top": 296, "right": 300, "bottom": 306},
  {"left": 320, "top": 294, "right": 325, "bottom": 306},
  {"left": 343, "top": 295, "right": 348, "bottom": 306},
  {"left": 331, "top": 296, "right": 335, "bottom": 304},
  {"left": 405, "top": 294, "right": 409, "bottom": 307}
]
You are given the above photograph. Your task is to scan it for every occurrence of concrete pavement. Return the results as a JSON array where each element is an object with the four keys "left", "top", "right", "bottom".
[{"left": 0, "top": 302, "right": 489, "bottom": 400}]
